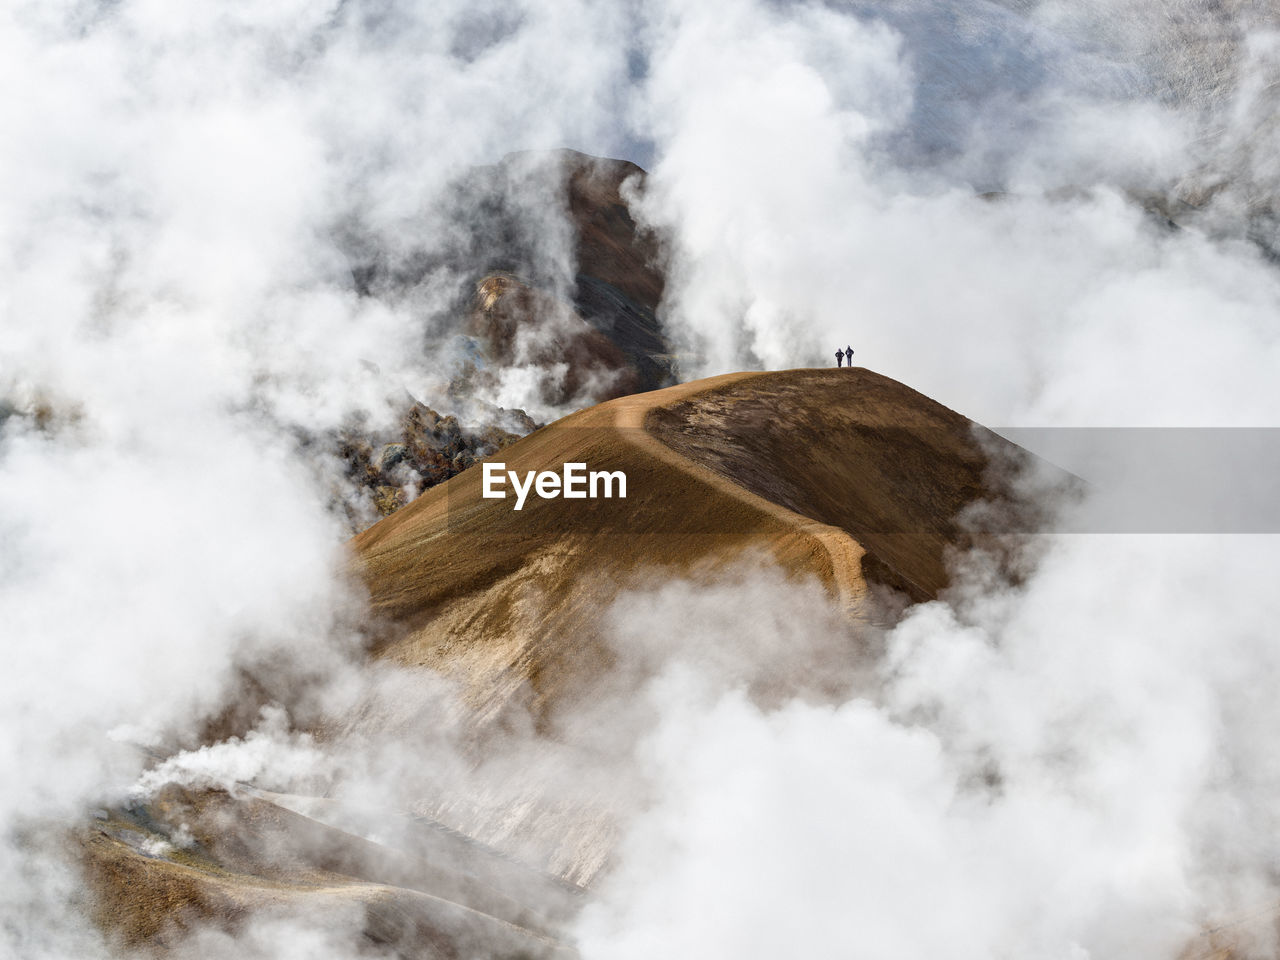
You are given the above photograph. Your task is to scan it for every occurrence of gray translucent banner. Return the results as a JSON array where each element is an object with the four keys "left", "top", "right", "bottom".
[
  {"left": 992, "top": 428, "right": 1280, "bottom": 534},
  {"left": 441, "top": 426, "right": 1280, "bottom": 535}
]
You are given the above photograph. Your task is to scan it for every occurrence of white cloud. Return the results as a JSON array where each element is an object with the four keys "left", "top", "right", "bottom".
[{"left": 4, "top": 1, "right": 1280, "bottom": 956}]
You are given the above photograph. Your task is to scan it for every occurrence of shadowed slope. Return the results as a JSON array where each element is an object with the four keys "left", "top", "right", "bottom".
[{"left": 645, "top": 367, "right": 1017, "bottom": 600}]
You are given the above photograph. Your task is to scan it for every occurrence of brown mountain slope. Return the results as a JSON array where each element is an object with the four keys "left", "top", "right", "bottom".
[
  {"left": 83, "top": 367, "right": 1043, "bottom": 955},
  {"left": 332, "top": 366, "right": 1031, "bottom": 894},
  {"left": 644, "top": 367, "right": 1024, "bottom": 600},
  {"left": 83, "top": 785, "right": 576, "bottom": 958},
  {"left": 352, "top": 367, "right": 1028, "bottom": 728}
]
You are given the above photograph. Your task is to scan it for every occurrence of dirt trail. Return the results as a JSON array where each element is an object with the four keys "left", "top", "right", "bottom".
[{"left": 605, "top": 371, "right": 870, "bottom": 615}]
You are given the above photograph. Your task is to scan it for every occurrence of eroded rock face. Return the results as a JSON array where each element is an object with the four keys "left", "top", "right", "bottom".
[
  {"left": 446, "top": 151, "right": 675, "bottom": 411},
  {"left": 333, "top": 150, "right": 677, "bottom": 526},
  {"left": 335, "top": 400, "right": 537, "bottom": 522},
  {"left": 461, "top": 274, "right": 652, "bottom": 408}
]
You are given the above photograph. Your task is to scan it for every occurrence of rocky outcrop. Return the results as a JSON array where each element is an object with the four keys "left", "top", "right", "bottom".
[
  {"left": 332, "top": 150, "right": 677, "bottom": 526},
  {"left": 349, "top": 149, "right": 675, "bottom": 416},
  {"left": 335, "top": 399, "right": 538, "bottom": 521},
  {"left": 449, "top": 151, "right": 676, "bottom": 409}
]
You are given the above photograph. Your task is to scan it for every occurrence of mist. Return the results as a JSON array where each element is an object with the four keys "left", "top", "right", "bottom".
[
  {"left": 3, "top": 0, "right": 1279, "bottom": 957},
  {"left": 582, "top": 6, "right": 1280, "bottom": 957}
]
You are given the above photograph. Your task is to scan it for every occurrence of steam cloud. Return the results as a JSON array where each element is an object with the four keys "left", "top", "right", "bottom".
[{"left": 2, "top": 0, "right": 1280, "bottom": 957}]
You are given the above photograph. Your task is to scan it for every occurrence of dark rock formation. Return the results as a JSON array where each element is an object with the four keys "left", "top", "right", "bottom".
[
  {"left": 333, "top": 149, "right": 677, "bottom": 525},
  {"left": 335, "top": 400, "right": 537, "bottom": 522}
]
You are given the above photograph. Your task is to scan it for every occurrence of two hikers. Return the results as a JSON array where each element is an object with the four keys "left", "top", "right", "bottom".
[{"left": 835, "top": 345, "right": 854, "bottom": 367}]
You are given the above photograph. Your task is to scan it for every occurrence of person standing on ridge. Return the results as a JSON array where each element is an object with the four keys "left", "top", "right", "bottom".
[
  {"left": 845, "top": 345, "right": 854, "bottom": 366},
  {"left": 835, "top": 348, "right": 845, "bottom": 368}
]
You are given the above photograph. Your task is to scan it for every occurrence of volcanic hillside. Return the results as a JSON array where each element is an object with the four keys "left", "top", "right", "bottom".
[
  {"left": 84, "top": 367, "right": 1057, "bottom": 957},
  {"left": 352, "top": 367, "right": 1037, "bottom": 731}
]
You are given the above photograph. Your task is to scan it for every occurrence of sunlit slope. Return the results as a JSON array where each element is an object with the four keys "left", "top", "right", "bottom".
[{"left": 352, "top": 367, "right": 1020, "bottom": 724}]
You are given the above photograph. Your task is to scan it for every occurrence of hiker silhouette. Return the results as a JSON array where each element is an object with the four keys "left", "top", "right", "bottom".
[
  {"left": 845, "top": 345, "right": 854, "bottom": 365},
  {"left": 835, "top": 348, "right": 845, "bottom": 368}
]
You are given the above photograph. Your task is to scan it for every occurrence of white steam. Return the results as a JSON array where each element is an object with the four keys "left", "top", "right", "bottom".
[
  {"left": 572, "top": 5, "right": 1280, "bottom": 957},
  {"left": 579, "top": 538, "right": 1280, "bottom": 959},
  {"left": 3, "top": 0, "right": 1280, "bottom": 958},
  {"left": 0, "top": 1, "right": 635, "bottom": 956},
  {"left": 635, "top": 0, "right": 1280, "bottom": 427}
]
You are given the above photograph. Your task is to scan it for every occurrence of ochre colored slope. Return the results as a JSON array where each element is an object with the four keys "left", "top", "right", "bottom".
[
  {"left": 86, "top": 368, "right": 1032, "bottom": 954},
  {"left": 351, "top": 367, "right": 1017, "bottom": 730}
]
